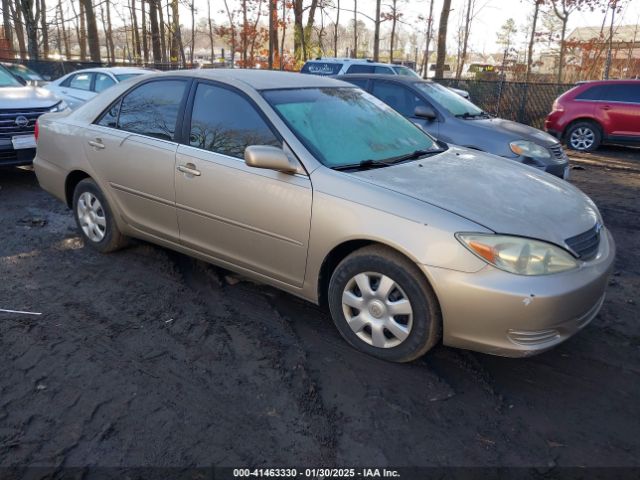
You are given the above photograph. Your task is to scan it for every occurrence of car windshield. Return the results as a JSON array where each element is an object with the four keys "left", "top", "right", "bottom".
[
  {"left": 0, "top": 66, "right": 23, "bottom": 87},
  {"left": 415, "top": 81, "right": 484, "bottom": 117},
  {"left": 393, "top": 66, "right": 420, "bottom": 78},
  {"left": 7, "top": 64, "right": 42, "bottom": 80},
  {"left": 263, "top": 87, "right": 437, "bottom": 168},
  {"left": 115, "top": 73, "right": 143, "bottom": 81}
]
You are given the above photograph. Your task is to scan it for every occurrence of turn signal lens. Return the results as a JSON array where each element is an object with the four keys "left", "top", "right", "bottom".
[
  {"left": 457, "top": 233, "right": 579, "bottom": 276},
  {"left": 34, "top": 119, "right": 39, "bottom": 142}
]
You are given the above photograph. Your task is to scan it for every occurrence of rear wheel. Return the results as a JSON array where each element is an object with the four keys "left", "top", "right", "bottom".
[
  {"left": 328, "top": 245, "right": 441, "bottom": 362},
  {"left": 72, "top": 178, "right": 127, "bottom": 253},
  {"left": 566, "top": 121, "right": 601, "bottom": 152}
]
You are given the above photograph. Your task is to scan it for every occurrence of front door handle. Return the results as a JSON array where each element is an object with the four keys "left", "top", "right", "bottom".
[
  {"left": 177, "top": 163, "right": 201, "bottom": 177},
  {"left": 88, "top": 139, "right": 105, "bottom": 149}
]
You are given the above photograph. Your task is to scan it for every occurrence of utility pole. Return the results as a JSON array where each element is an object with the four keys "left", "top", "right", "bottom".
[{"left": 604, "top": 0, "right": 616, "bottom": 80}]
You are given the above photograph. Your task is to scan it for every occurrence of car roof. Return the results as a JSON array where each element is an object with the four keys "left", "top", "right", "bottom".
[
  {"left": 68, "top": 67, "right": 151, "bottom": 75},
  {"left": 147, "top": 68, "right": 353, "bottom": 90},
  {"left": 336, "top": 73, "right": 427, "bottom": 84},
  {"left": 305, "top": 58, "right": 405, "bottom": 69},
  {"left": 575, "top": 79, "right": 640, "bottom": 85}
]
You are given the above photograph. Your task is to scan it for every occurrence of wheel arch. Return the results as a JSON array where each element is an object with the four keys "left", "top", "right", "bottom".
[
  {"left": 316, "top": 239, "right": 430, "bottom": 309},
  {"left": 65, "top": 170, "right": 92, "bottom": 208}
]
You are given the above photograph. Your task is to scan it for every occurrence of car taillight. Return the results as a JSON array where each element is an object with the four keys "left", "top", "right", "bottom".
[{"left": 34, "top": 119, "right": 39, "bottom": 142}]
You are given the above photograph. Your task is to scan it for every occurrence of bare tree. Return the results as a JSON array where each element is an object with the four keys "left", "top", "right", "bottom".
[
  {"left": 80, "top": 0, "right": 100, "bottom": 61},
  {"left": 207, "top": 0, "right": 214, "bottom": 62},
  {"left": 10, "top": 0, "right": 27, "bottom": 58},
  {"left": 435, "top": 0, "right": 452, "bottom": 78},
  {"left": 373, "top": 0, "right": 381, "bottom": 60},
  {"left": 148, "top": 0, "right": 162, "bottom": 61},
  {"left": 454, "top": 0, "right": 476, "bottom": 79},
  {"left": 2, "top": 0, "right": 14, "bottom": 53},
  {"left": 39, "top": 0, "right": 48, "bottom": 58}
]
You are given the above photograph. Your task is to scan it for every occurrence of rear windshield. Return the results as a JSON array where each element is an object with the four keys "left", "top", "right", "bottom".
[
  {"left": 301, "top": 62, "right": 343, "bottom": 76},
  {"left": 115, "top": 73, "right": 143, "bottom": 81}
]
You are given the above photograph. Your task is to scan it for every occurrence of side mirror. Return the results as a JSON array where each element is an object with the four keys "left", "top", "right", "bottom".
[
  {"left": 244, "top": 145, "right": 298, "bottom": 174},
  {"left": 414, "top": 105, "right": 437, "bottom": 120}
]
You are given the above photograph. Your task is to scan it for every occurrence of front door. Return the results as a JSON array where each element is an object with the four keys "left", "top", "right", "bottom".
[{"left": 174, "top": 82, "right": 312, "bottom": 287}]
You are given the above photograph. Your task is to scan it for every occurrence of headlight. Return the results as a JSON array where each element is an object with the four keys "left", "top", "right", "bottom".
[
  {"left": 49, "top": 100, "right": 68, "bottom": 112},
  {"left": 509, "top": 140, "right": 551, "bottom": 159},
  {"left": 456, "top": 233, "right": 578, "bottom": 275}
]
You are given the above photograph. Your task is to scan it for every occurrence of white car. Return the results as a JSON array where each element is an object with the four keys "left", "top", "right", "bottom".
[{"left": 44, "top": 67, "right": 149, "bottom": 110}]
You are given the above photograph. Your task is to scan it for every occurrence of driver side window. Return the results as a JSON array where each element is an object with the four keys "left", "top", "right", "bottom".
[{"left": 371, "top": 82, "right": 428, "bottom": 117}]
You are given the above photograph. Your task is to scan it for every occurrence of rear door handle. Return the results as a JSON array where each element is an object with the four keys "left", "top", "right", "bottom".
[
  {"left": 177, "top": 163, "right": 201, "bottom": 177},
  {"left": 88, "top": 139, "right": 105, "bottom": 149}
]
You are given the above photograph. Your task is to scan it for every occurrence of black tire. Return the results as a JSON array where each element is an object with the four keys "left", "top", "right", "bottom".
[
  {"left": 72, "top": 178, "right": 127, "bottom": 253},
  {"left": 328, "top": 245, "right": 442, "bottom": 362},
  {"left": 565, "top": 121, "right": 602, "bottom": 152}
]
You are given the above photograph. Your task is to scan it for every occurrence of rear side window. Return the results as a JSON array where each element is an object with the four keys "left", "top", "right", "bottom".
[
  {"left": 68, "top": 73, "right": 93, "bottom": 91},
  {"left": 603, "top": 84, "right": 640, "bottom": 103},
  {"left": 94, "top": 73, "right": 116, "bottom": 93},
  {"left": 346, "top": 64, "right": 375, "bottom": 74},
  {"left": 301, "top": 62, "right": 343, "bottom": 76},
  {"left": 374, "top": 66, "right": 393, "bottom": 74},
  {"left": 188, "top": 83, "right": 280, "bottom": 158},
  {"left": 575, "top": 85, "right": 607, "bottom": 101},
  {"left": 371, "top": 81, "right": 427, "bottom": 117},
  {"left": 117, "top": 80, "right": 188, "bottom": 141}
]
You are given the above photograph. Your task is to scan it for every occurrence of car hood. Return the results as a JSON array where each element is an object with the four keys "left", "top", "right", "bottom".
[
  {"left": 351, "top": 146, "right": 599, "bottom": 247},
  {"left": 0, "top": 86, "right": 60, "bottom": 108},
  {"left": 464, "top": 116, "right": 559, "bottom": 147}
]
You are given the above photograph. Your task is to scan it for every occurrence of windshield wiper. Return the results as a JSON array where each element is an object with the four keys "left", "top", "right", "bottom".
[
  {"left": 331, "top": 149, "right": 442, "bottom": 172},
  {"left": 455, "top": 111, "right": 491, "bottom": 119}
]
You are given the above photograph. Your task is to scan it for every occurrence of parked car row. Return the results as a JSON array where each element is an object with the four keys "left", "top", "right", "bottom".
[{"left": 32, "top": 69, "right": 615, "bottom": 362}]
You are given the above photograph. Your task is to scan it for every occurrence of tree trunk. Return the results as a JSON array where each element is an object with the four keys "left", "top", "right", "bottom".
[
  {"left": 222, "top": 0, "right": 235, "bottom": 67},
  {"left": 353, "top": 0, "right": 357, "bottom": 58},
  {"left": 390, "top": 0, "right": 397, "bottom": 63},
  {"left": 435, "top": 0, "right": 451, "bottom": 78},
  {"left": 78, "top": 0, "right": 87, "bottom": 60},
  {"left": 18, "top": 0, "right": 39, "bottom": 60},
  {"left": 281, "top": 0, "right": 287, "bottom": 68},
  {"left": 525, "top": 1, "right": 539, "bottom": 82},
  {"left": 268, "top": 0, "right": 278, "bottom": 68},
  {"left": 10, "top": 0, "right": 27, "bottom": 59},
  {"left": 170, "top": 0, "right": 181, "bottom": 65},
  {"left": 455, "top": 0, "right": 473, "bottom": 79},
  {"left": 557, "top": 16, "right": 567, "bottom": 83},
  {"left": 141, "top": 0, "right": 149, "bottom": 62},
  {"left": 420, "top": 0, "right": 434, "bottom": 77},
  {"left": 99, "top": 4, "right": 110, "bottom": 61},
  {"left": 131, "top": 0, "right": 141, "bottom": 62},
  {"left": 207, "top": 0, "right": 214, "bottom": 62},
  {"left": 148, "top": 0, "right": 162, "bottom": 62},
  {"left": 57, "top": 0, "right": 70, "bottom": 58},
  {"left": 293, "top": 0, "right": 303, "bottom": 62},
  {"left": 190, "top": 0, "right": 195, "bottom": 64},
  {"left": 303, "top": 0, "right": 318, "bottom": 61},
  {"left": 80, "top": 0, "right": 100, "bottom": 61},
  {"left": 157, "top": 0, "right": 167, "bottom": 62},
  {"left": 2, "top": 0, "right": 14, "bottom": 54},
  {"left": 39, "top": 0, "right": 48, "bottom": 58},
  {"left": 106, "top": 1, "right": 115, "bottom": 62},
  {"left": 373, "top": 0, "right": 381, "bottom": 61},
  {"left": 333, "top": 0, "right": 339, "bottom": 57}
]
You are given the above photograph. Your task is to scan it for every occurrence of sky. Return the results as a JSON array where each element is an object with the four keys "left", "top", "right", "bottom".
[{"left": 180, "top": 0, "right": 640, "bottom": 54}]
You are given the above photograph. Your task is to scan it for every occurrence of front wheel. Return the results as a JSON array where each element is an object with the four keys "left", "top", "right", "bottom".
[
  {"left": 328, "top": 245, "right": 441, "bottom": 362},
  {"left": 566, "top": 121, "right": 601, "bottom": 152}
]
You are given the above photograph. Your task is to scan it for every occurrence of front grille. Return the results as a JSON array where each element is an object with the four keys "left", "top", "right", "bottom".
[
  {"left": 565, "top": 224, "right": 601, "bottom": 261},
  {"left": 549, "top": 144, "right": 567, "bottom": 162},
  {"left": 0, "top": 107, "right": 50, "bottom": 139}
]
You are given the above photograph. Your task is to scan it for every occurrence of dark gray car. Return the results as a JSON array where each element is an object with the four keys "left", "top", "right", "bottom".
[{"left": 338, "top": 74, "right": 569, "bottom": 179}]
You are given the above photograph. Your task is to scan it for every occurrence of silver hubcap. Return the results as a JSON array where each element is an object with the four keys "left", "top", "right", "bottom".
[
  {"left": 570, "top": 127, "right": 595, "bottom": 150},
  {"left": 341, "top": 272, "right": 413, "bottom": 349},
  {"left": 77, "top": 192, "right": 106, "bottom": 242}
]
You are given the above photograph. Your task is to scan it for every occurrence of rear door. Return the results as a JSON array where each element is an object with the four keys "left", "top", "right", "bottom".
[
  {"left": 174, "top": 81, "right": 312, "bottom": 286},
  {"left": 83, "top": 78, "right": 190, "bottom": 242},
  {"left": 59, "top": 72, "right": 96, "bottom": 108}
]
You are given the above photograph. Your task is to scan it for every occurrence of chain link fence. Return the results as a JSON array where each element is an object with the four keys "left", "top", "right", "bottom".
[{"left": 435, "top": 78, "right": 576, "bottom": 129}]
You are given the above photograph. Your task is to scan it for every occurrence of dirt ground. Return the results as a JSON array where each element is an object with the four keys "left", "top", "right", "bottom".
[{"left": 0, "top": 147, "right": 639, "bottom": 472}]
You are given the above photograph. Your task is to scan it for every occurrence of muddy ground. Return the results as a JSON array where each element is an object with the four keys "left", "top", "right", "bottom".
[{"left": 0, "top": 147, "right": 639, "bottom": 473}]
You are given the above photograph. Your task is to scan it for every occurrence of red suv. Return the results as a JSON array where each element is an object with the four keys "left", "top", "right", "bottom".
[{"left": 545, "top": 80, "right": 640, "bottom": 151}]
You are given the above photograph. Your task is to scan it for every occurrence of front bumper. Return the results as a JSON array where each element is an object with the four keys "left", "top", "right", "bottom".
[
  {"left": 0, "top": 140, "right": 36, "bottom": 167},
  {"left": 423, "top": 228, "right": 615, "bottom": 357}
]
